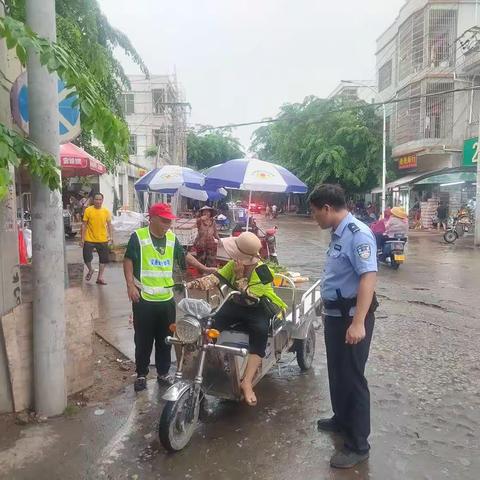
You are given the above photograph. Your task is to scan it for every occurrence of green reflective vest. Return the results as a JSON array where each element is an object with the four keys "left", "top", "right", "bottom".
[{"left": 135, "top": 227, "right": 175, "bottom": 302}]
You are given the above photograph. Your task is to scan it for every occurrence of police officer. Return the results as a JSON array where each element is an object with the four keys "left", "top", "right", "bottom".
[{"left": 309, "top": 184, "right": 378, "bottom": 469}]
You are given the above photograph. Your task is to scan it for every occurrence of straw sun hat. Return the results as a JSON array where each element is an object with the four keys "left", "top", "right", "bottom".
[
  {"left": 390, "top": 206, "right": 408, "bottom": 219},
  {"left": 221, "top": 232, "right": 262, "bottom": 265}
]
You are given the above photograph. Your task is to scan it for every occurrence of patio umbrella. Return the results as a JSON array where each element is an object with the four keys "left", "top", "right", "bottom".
[
  {"left": 134, "top": 165, "right": 205, "bottom": 193},
  {"left": 60, "top": 142, "right": 107, "bottom": 177},
  {"left": 134, "top": 165, "right": 226, "bottom": 212},
  {"left": 204, "top": 157, "right": 307, "bottom": 194},
  {"left": 204, "top": 157, "right": 307, "bottom": 227}
]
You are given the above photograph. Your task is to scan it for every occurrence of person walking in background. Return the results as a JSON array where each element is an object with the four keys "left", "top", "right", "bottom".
[
  {"left": 81, "top": 193, "right": 113, "bottom": 285},
  {"left": 437, "top": 202, "right": 448, "bottom": 231},
  {"left": 194, "top": 206, "right": 220, "bottom": 267}
]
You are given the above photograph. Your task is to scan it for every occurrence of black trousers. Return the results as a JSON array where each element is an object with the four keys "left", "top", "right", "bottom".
[
  {"left": 213, "top": 300, "right": 269, "bottom": 357},
  {"left": 324, "top": 312, "right": 375, "bottom": 453},
  {"left": 132, "top": 297, "right": 176, "bottom": 377}
]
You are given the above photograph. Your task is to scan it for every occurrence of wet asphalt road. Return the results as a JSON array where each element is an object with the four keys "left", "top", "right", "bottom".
[{"left": 1, "top": 215, "right": 480, "bottom": 480}]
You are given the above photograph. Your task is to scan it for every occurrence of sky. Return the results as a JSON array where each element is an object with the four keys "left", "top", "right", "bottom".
[{"left": 98, "top": 0, "right": 405, "bottom": 150}]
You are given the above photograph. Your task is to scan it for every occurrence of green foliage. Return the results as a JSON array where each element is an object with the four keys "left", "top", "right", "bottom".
[
  {"left": 187, "top": 127, "right": 244, "bottom": 170},
  {"left": 251, "top": 97, "right": 383, "bottom": 194},
  {"left": 0, "top": 9, "right": 144, "bottom": 198},
  {"left": 144, "top": 145, "right": 159, "bottom": 159},
  {"left": 0, "top": 123, "right": 60, "bottom": 199}
]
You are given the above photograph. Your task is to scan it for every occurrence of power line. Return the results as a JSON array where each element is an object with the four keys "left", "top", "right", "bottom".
[{"left": 196, "top": 85, "right": 480, "bottom": 132}]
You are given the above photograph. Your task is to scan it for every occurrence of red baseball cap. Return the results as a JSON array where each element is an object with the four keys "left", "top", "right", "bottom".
[{"left": 148, "top": 203, "right": 177, "bottom": 220}]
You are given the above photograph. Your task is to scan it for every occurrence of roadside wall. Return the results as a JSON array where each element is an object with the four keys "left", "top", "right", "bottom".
[
  {"left": 0, "top": 4, "right": 23, "bottom": 413},
  {"left": 0, "top": 287, "right": 96, "bottom": 412}
]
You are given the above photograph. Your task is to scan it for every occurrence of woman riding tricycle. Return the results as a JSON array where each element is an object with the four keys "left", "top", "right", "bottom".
[{"left": 159, "top": 232, "right": 320, "bottom": 451}]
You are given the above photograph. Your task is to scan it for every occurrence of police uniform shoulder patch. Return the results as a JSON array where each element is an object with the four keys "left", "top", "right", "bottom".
[
  {"left": 348, "top": 223, "right": 360, "bottom": 233},
  {"left": 356, "top": 243, "right": 371, "bottom": 260}
]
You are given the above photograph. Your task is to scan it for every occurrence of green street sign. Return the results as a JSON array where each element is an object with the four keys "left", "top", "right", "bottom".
[{"left": 463, "top": 137, "right": 479, "bottom": 166}]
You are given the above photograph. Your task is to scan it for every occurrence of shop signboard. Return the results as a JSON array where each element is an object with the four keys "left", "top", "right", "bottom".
[
  {"left": 463, "top": 137, "right": 478, "bottom": 167},
  {"left": 398, "top": 154, "right": 417, "bottom": 170}
]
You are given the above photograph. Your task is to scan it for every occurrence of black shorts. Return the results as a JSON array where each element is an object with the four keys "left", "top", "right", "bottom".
[{"left": 83, "top": 242, "right": 110, "bottom": 264}]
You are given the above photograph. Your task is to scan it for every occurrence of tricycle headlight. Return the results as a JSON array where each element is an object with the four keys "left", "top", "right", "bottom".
[{"left": 175, "top": 317, "right": 202, "bottom": 344}]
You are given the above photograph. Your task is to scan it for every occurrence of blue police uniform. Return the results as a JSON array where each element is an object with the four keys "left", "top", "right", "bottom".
[
  {"left": 322, "top": 212, "right": 377, "bottom": 316},
  {"left": 321, "top": 212, "right": 378, "bottom": 455}
]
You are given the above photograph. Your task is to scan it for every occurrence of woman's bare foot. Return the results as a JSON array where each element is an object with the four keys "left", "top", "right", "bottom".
[{"left": 240, "top": 381, "right": 257, "bottom": 406}]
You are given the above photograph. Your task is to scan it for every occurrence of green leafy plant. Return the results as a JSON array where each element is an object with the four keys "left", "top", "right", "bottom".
[
  {"left": 251, "top": 97, "right": 383, "bottom": 194},
  {"left": 0, "top": 13, "right": 134, "bottom": 199},
  {"left": 0, "top": 123, "right": 60, "bottom": 198},
  {"left": 187, "top": 127, "right": 244, "bottom": 170}
]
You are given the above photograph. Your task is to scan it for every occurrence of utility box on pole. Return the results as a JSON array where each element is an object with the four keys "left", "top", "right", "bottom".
[{"left": 26, "top": 0, "right": 67, "bottom": 416}]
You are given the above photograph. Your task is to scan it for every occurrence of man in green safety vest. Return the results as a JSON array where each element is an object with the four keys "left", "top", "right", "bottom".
[{"left": 123, "top": 203, "right": 215, "bottom": 392}]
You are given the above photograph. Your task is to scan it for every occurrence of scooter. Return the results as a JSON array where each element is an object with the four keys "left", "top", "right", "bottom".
[
  {"left": 231, "top": 219, "right": 279, "bottom": 263},
  {"left": 378, "top": 235, "right": 407, "bottom": 270},
  {"left": 443, "top": 214, "right": 472, "bottom": 244}
]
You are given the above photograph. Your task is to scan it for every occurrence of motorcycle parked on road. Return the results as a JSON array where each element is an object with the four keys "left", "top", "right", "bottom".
[{"left": 443, "top": 213, "right": 472, "bottom": 244}]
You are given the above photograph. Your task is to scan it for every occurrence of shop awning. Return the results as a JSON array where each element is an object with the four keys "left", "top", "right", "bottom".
[
  {"left": 371, "top": 173, "right": 427, "bottom": 194},
  {"left": 414, "top": 171, "right": 476, "bottom": 185},
  {"left": 60, "top": 142, "right": 107, "bottom": 178}
]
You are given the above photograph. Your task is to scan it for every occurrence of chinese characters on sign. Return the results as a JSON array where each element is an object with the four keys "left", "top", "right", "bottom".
[{"left": 398, "top": 154, "right": 417, "bottom": 170}]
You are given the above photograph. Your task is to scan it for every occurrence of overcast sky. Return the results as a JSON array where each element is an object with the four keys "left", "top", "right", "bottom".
[{"left": 98, "top": 0, "right": 405, "bottom": 149}]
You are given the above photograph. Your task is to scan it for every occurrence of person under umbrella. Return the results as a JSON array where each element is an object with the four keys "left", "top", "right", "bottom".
[{"left": 194, "top": 206, "right": 220, "bottom": 267}]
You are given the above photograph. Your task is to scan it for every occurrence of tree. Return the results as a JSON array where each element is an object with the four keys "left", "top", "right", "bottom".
[
  {"left": 187, "top": 127, "right": 243, "bottom": 170},
  {"left": 5, "top": 0, "right": 148, "bottom": 168},
  {"left": 251, "top": 96, "right": 383, "bottom": 194},
  {"left": 0, "top": 2, "right": 148, "bottom": 199}
]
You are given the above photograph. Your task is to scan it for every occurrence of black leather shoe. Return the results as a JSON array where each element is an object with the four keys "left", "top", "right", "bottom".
[
  {"left": 134, "top": 376, "right": 147, "bottom": 392},
  {"left": 317, "top": 417, "right": 342, "bottom": 433},
  {"left": 330, "top": 449, "right": 369, "bottom": 469}
]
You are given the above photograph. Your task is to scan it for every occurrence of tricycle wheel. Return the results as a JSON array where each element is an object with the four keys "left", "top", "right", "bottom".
[
  {"left": 295, "top": 323, "right": 316, "bottom": 371},
  {"left": 390, "top": 258, "right": 400, "bottom": 270},
  {"left": 159, "top": 386, "right": 200, "bottom": 452}
]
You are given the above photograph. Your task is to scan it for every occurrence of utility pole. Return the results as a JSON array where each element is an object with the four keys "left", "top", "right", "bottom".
[
  {"left": 381, "top": 104, "right": 387, "bottom": 215},
  {"left": 26, "top": 0, "right": 67, "bottom": 416},
  {"left": 476, "top": 100, "right": 480, "bottom": 246},
  {"left": 476, "top": 4, "right": 480, "bottom": 247}
]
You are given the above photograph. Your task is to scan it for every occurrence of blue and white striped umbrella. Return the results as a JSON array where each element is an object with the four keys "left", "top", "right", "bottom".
[
  {"left": 204, "top": 157, "right": 307, "bottom": 194},
  {"left": 135, "top": 165, "right": 205, "bottom": 193},
  {"left": 134, "top": 165, "right": 226, "bottom": 202}
]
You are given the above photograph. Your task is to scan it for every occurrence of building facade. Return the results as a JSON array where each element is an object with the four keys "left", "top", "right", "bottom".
[
  {"left": 328, "top": 80, "right": 377, "bottom": 104},
  {"left": 375, "top": 0, "right": 479, "bottom": 215},
  {"left": 99, "top": 74, "right": 188, "bottom": 213}
]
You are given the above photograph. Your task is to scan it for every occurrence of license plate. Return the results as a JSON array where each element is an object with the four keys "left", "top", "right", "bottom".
[{"left": 394, "top": 254, "right": 405, "bottom": 262}]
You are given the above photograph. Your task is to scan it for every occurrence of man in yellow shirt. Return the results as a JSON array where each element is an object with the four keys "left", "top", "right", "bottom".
[{"left": 81, "top": 193, "right": 113, "bottom": 285}]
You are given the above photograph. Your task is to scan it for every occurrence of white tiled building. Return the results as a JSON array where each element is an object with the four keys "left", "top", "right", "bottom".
[
  {"left": 375, "top": 0, "right": 479, "bottom": 210},
  {"left": 328, "top": 80, "right": 377, "bottom": 104},
  {"left": 99, "top": 74, "right": 188, "bottom": 213}
]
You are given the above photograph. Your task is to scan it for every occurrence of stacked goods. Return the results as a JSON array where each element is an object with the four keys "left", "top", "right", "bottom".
[
  {"left": 420, "top": 198, "right": 439, "bottom": 229},
  {"left": 111, "top": 210, "right": 146, "bottom": 246}
]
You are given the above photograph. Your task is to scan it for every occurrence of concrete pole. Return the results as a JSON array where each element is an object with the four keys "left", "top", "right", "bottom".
[
  {"left": 476, "top": 108, "right": 480, "bottom": 246},
  {"left": 26, "top": 0, "right": 67, "bottom": 416},
  {"left": 381, "top": 104, "right": 387, "bottom": 216},
  {"left": 476, "top": 8, "right": 480, "bottom": 246}
]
